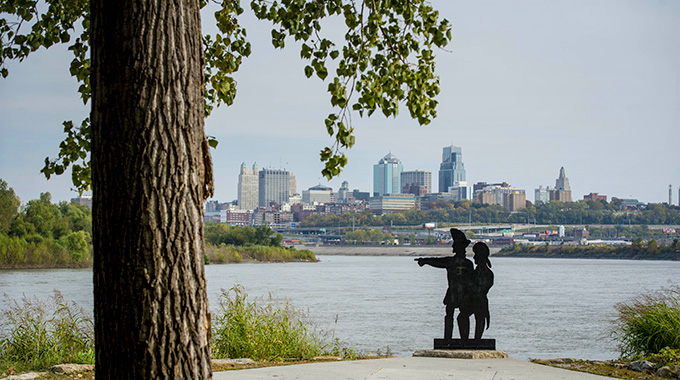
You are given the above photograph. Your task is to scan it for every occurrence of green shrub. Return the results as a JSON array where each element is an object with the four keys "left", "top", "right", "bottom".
[
  {"left": 211, "top": 285, "right": 350, "bottom": 361},
  {"left": 205, "top": 243, "right": 316, "bottom": 264},
  {"left": 0, "top": 291, "right": 94, "bottom": 373},
  {"left": 612, "top": 285, "right": 680, "bottom": 358},
  {"left": 646, "top": 347, "right": 680, "bottom": 367}
]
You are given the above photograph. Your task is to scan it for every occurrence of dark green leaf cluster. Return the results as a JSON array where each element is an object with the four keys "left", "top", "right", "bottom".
[
  {"left": 203, "top": 0, "right": 252, "bottom": 117},
  {"left": 2, "top": 1, "right": 92, "bottom": 192},
  {"left": 40, "top": 118, "right": 91, "bottom": 192},
  {"left": 251, "top": 0, "right": 451, "bottom": 179},
  {"left": 0, "top": 0, "right": 88, "bottom": 78}
]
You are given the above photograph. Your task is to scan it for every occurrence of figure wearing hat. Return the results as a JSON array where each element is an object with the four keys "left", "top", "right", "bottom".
[{"left": 416, "top": 228, "right": 474, "bottom": 341}]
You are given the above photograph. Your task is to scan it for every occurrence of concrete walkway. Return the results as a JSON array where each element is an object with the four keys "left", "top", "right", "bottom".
[{"left": 213, "top": 357, "right": 614, "bottom": 380}]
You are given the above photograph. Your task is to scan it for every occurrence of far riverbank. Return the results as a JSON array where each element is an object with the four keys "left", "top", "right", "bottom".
[{"left": 301, "top": 245, "right": 503, "bottom": 256}]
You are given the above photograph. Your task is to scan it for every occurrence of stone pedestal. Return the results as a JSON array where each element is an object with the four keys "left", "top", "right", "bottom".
[
  {"left": 413, "top": 349, "right": 508, "bottom": 359},
  {"left": 434, "top": 338, "right": 496, "bottom": 350}
]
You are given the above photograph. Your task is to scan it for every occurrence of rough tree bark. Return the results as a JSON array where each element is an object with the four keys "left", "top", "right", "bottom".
[{"left": 90, "top": 1, "right": 212, "bottom": 378}]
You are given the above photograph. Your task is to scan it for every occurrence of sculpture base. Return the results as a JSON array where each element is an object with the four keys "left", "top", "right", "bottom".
[
  {"left": 434, "top": 338, "right": 496, "bottom": 350},
  {"left": 414, "top": 349, "right": 508, "bottom": 359}
]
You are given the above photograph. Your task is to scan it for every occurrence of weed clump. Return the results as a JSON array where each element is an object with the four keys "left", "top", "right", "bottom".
[
  {"left": 612, "top": 284, "right": 680, "bottom": 358},
  {"left": 212, "top": 285, "right": 353, "bottom": 361},
  {"left": 0, "top": 291, "right": 94, "bottom": 373}
]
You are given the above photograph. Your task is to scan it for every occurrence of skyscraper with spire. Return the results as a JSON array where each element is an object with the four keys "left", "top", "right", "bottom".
[{"left": 550, "top": 167, "right": 572, "bottom": 202}]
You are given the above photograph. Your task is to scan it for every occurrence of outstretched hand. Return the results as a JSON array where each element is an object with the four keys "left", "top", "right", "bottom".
[{"left": 415, "top": 258, "right": 425, "bottom": 267}]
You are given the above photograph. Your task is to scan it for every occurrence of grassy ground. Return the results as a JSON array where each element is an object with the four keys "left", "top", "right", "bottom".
[{"left": 532, "top": 359, "right": 670, "bottom": 380}]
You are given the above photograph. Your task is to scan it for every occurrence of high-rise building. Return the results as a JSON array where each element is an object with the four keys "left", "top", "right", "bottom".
[
  {"left": 237, "top": 162, "right": 259, "bottom": 211},
  {"left": 369, "top": 193, "right": 416, "bottom": 215},
  {"left": 550, "top": 167, "right": 572, "bottom": 202},
  {"left": 401, "top": 170, "right": 432, "bottom": 194},
  {"left": 302, "top": 184, "right": 334, "bottom": 204},
  {"left": 474, "top": 183, "right": 525, "bottom": 208},
  {"left": 258, "top": 168, "right": 296, "bottom": 208},
  {"left": 504, "top": 191, "right": 526, "bottom": 212},
  {"left": 373, "top": 152, "right": 403, "bottom": 196},
  {"left": 449, "top": 181, "right": 473, "bottom": 201},
  {"left": 535, "top": 186, "right": 551, "bottom": 204},
  {"left": 439, "top": 145, "right": 466, "bottom": 193},
  {"left": 337, "top": 181, "right": 350, "bottom": 203}
]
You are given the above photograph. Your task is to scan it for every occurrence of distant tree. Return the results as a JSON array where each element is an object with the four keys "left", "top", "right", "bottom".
[
  {"left": 0, "top": 178, "right": 20, "bottom": 232},
  {"left": 646, "top": 239, "right": 659, "bottom": 255},
  {"left": 408, "top": 233, "right": 417, "bottom": 245},
  {"left": 631, "top": 237, "right": 644, "bottom": 255}
]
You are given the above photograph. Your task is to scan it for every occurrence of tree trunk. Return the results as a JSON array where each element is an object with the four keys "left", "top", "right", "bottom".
[{"left": 90, "top": 1, "right": 211, "bottom": 378}]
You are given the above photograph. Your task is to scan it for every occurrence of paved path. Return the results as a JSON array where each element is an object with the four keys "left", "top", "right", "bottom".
[{"left": 213, "top": 357, "right": 614, "bottom": 380}]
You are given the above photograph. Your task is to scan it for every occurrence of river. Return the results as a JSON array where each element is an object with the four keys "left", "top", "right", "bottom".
[{"left": 1, "top": 256, "right": 678, "bottom": 360}]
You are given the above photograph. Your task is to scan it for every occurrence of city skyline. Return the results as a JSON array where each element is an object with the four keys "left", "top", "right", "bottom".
[{"left": 1, "top": 1, "right": 678, "bottom": 205}]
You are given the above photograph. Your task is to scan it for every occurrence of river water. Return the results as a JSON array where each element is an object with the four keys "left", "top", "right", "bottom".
[{"left": 1, "top": 256, "right": 678, "bottom": 360}]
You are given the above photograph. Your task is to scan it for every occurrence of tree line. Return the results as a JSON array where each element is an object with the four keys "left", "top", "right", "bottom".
[
  {"left": 0, "top": 179, "right": 92, "bottom": 268},
  {"left": 199, "top": 222, "right": 317, "bottom": 263},
  {"left": 299, "top": 199, "right": 680, "bottom": 228},
  {"left": 0, "top": 180, "right": 316, "bottom": 268},
  {"left": 498, "top": 238, "right": 680, "bottom": 260}
]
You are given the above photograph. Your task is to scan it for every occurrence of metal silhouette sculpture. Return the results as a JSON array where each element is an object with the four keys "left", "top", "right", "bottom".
[{"left": 416, "top": 228, "right": 496, "bottom": 350}]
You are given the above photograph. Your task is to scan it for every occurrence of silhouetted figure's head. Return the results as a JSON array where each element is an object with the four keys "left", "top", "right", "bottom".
[
  {"left": 473, "top": 241, "right": 492, "bottom": 268},
  {"left": 450, "top": 228, "right": 471, "bottom": 255}
]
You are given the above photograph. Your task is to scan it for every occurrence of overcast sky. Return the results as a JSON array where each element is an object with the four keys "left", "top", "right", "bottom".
[{"left": 1, "top": 0, "right": 679, "bottom": 205}]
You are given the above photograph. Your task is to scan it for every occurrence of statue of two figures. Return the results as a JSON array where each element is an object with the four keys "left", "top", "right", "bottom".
[{"left": 416, "top": 228, "right": 496, "bottom": 350}]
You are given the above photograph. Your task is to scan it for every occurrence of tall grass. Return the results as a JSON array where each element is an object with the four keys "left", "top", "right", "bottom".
[
  {"left": 612, "top": 284, "right": 680, "bottom": 358},
  {"left": 0, "top": 291, "right": 94, "bottom": 373},
  {"left": 212, "top": 285, "right": 354, "bottom": 361}
]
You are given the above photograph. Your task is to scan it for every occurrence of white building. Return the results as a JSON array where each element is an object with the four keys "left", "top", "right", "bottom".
[
  {"left": 302, "top": 184, "right": 334, "bottom": 205},
  {"left": 238, "top": 162, "right": 259, "bottom": 211}
]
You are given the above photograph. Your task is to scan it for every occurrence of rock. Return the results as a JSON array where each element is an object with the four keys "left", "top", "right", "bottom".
[
  {"left": 656, "top": 365, "right": 680, "bottom": 379},
  {"left": 413, "top": 349, "right": 509, "bottom": 359},
  {"left": 1, "top": 373, "right": 47, "bottom": 380},
  {"left": 629, "top": 360, "right": 656, "bottom": 373},
  {"left": 50, "top": 363, "right": 95, "bottom": 375},
  {"left": 212, "top": 358, "right": 256, "bottom": 365},
  {"left": 548, "top": 358, "right": 576, "bottom": 364}
]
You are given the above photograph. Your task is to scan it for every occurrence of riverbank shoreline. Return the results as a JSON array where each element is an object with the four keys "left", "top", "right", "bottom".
[{"left": 301, "top": 245, "right": 504, "bottom": 256}]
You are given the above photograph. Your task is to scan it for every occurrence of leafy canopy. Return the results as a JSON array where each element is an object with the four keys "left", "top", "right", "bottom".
[{"left": 1, "top": 0, "right": 451, "bottom": 189}]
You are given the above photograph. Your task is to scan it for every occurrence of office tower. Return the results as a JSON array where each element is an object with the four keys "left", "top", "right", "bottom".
[
  {"left": 337, "top": 181, "right": 350, "bottom": 203},
  {"left": 302, "top": 184, "right": 334, "bottom": 204},
  {"left": 555, "top": 167, "right": 570, "bottom": 191},
  {"left": 401, "top": 170, "right": 432, "bottom": 194},
  {"left": 237, "top": 162, "right": 259, "bottom": 210},
  {"left": 551, "top": 167, "right": 572, "bottom": 202},
  {"left": 535, "top": 186, "right": 551, "bottom": 204},
  {"left": 438, "top": 145, "right": 466, "bottom": 193},
  {"left": 258, "top": 168, "right": 296, "bottom": 208},
  {"left": 504, "top": 191, "right": 527, "bottom": 212},
  {"left": 373, "top": 152, "right": 403, "bottom": 196}
]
